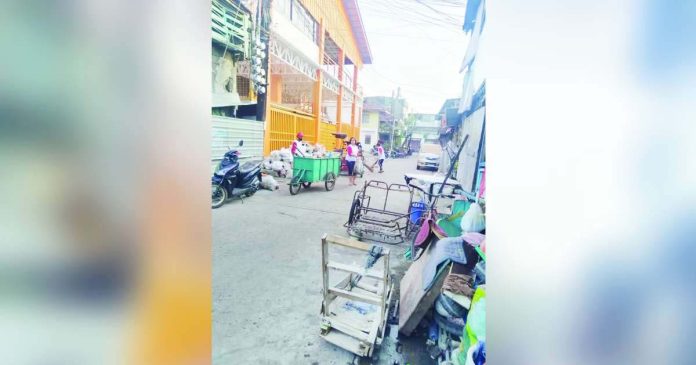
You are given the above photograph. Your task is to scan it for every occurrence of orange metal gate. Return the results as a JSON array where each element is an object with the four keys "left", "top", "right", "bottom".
[{"left": 266, "top": 104, "right": 316, "bottom": 154}]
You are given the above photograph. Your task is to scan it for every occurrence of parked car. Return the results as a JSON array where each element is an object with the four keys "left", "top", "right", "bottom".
[{"left": 416, "top": 143, "right": 442, "bottom": 171}]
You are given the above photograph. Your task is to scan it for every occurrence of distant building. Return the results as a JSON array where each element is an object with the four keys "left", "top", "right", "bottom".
[
  {"left": 410, "top": 113, "right": 440, "bottom": 144},
  {"left": 436, "top": 98, "right": 462, "bottom": 128},
  {"left": 361, "top": 95, "right": 406, "bottom": 148}
]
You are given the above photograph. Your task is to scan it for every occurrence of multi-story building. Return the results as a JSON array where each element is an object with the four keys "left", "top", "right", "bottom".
[
  {"left": 410, "top": 113, "right": 440, "bottom": 144},
  {"left": 211, "top": 0, "right": 260, "bottom": 170},
  {"left": 263, "top": 0, "right": 372, "bottom": 153},
  {"left": 362, "top": 95, "right": 406, "bottom": 149}
]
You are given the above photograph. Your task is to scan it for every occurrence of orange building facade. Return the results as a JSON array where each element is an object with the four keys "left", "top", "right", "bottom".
[{"left": 263, "top": 0, "right": 372, "bottom": 154}]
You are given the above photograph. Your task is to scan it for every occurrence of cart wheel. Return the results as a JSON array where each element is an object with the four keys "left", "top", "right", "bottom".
[
  {"left": 348, "top": 198, "right": 361, "bottom": 224},
  {"left": 289, "top": 176, "right": 302, "bottom": 195},
  {"left": 324, "top": 172, "right": 336, "bottom": 191},
  {"left": 302, "top": 182, "right": 312, "bottom": 189}
]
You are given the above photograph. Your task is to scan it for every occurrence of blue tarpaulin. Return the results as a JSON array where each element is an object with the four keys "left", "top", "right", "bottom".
[
  {"left": 462, "top": 82, "right": 486, "bottom": 119},
  {"left": 463, "top": 0, "right": 486, "bottom": 33}
]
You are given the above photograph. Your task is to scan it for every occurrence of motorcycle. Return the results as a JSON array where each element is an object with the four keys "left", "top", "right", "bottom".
[
  {"left": 389, "top": 149, "right": 407, "bottom": 158},
  {"left": 212, "top": 140, "right": 262, "bottom": 209}
]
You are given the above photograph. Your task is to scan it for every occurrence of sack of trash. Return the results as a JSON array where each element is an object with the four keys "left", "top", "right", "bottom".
[
  {"left": 270, "top": 160, "right": 289, "bottom": 177},
  {"left": 262, "top": 158, "right": 273, "bottom": 170},
  {"left": 270, "top": 150, "right": 282, "bottom": 161},
  {"left": 460, "top": 203, "right": 485, "bottom": 233},
  {"left": 279, "top": 148, "right": 293, "bottom": 162},
  {"left": 260, "top": 174, "right": 279, "bottom": 190}
]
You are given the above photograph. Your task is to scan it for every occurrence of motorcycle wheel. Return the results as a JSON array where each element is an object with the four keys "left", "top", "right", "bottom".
[
  {"left": 324, "top": 172, "right": 336, "bottom": 191},
  {"left": 212, "top": 184, "right": 226, "bottom": 209}
]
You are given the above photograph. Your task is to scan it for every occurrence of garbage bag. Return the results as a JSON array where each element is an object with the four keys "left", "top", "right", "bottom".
[
  {"left": 460, "top": 203, "right": 485, "bottom": 233},
  {"left": 279, "top": 148, "right": 293, "bottom": 162},
  {"left": 459, "top": 285, "right": 486, "bottom": 364},
  {"left": 270, "top": 161, "right": 288, "bottom": 177},
  {"left": 464, "top": 341, "right": 486, "bottom": 365},
  {"left": 355, "top": 159, "right": 365, "bottom": 175},
  {"left": 262, "top": 158, "right": 273, "bottom": 170},
  {"left": 260, "top": 174, "right": 279, "bottom": 190}
]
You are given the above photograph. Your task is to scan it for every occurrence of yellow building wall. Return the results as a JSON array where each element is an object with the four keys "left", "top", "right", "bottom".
[
  {"left": 362, "top": 111, "right": 379, "bottom": 130},
  {"left": 299, "top": 0, "right": 363, "bottom": 67}
]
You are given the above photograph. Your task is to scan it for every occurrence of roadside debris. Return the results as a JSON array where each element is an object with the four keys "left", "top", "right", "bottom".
[{"left": 260, "top": 173, "right": 279, "bottom": 190}]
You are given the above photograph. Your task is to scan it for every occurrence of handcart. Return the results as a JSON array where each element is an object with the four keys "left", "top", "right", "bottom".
[
  {"left": 289, "top": 156, "right": 340, "bottom": 195},
  {"left": 320, "top": 234, "right": 393, "bottom": 358},
  {"left": 331, "top": 132, "right": 367, "bottom": 178},
  {"left": 344, "top": 180, "right": 418, "bottom": 244}
]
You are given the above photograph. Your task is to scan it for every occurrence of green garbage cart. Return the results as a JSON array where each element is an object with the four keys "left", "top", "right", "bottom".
[{"left": 289, "top": 156, "right": 340, "bottom": 195}]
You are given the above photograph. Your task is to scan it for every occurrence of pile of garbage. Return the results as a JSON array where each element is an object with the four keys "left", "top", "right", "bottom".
[
  {"left": 398, "top": 201, "right": 486, "bottom": 365},
  {"left": 262, "top": 142, "right": 341, "bottom": 178},
  {"left": 296, "top": 142, "right": 339, "bottom": 159},
  {"left": 261, "top": 148, "right": 294, "bottom": 178}
]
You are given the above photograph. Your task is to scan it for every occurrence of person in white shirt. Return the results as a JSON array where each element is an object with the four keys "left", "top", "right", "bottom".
[
  {"left": 371, "top": 140, "right": 386, "bottom": 173},
  {"left": 345, "top": 137, "right": 359, "bottom": 186},
  {"left": 291, "top": 132, "right": 307, "bottom": 157}
]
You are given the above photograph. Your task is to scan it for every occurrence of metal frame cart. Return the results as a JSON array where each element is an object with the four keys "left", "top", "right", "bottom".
[
  {"left": 320, "top": 234, "right": 393, "bottom": 358},
  {"left": 344, "top": 180, "right": 418, "bottom": 244}
]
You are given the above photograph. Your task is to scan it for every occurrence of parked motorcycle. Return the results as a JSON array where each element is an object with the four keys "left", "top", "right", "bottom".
[
  {"left": 389, "top": 149, "right": 407, "bottom": 158},
  {"left": 212, "top": 140, "right": 262, "bottom": 209}
]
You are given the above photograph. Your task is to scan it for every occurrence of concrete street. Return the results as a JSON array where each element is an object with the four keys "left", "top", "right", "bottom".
[{"left": 213, "top": 156, "right": 438, "bottom": 365}]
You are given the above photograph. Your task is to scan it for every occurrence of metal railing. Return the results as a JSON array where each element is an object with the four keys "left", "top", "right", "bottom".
[
  {"left": 319, "top": 120, "right": 338, "bottom": 149},
  {"left": 268, "top": 104, "right": 316, "bottom": 153}
]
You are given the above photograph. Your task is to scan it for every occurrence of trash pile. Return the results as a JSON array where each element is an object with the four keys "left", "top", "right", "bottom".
[
  {"left": 398, "top": 201, "right": 486, "bottom": 365},
  {"left": 262, "top": 142, "right": 341, "bottom": 178},
  {"left": 261, "top": 148, "right": 293, "bottom": 177}
]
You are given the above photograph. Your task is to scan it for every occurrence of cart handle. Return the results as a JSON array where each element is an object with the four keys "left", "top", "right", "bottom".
[{"left": 407, "top": 181, "right": 457, "bottom": 200}]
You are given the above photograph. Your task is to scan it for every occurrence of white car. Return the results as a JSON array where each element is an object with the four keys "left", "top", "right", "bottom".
[{"left": 417, "top": 152, "right": 440, "bottom": 170}]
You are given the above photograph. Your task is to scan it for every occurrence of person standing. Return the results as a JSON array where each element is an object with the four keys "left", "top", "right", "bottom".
[
  {"left": 372, "top": 140, "right": 386, "bottom": 173},
  {"left": 345, "top": 137, "right": 359, "bottom": 186},
  {"left": 291, "top": 132, "right": 307, "bottom": 157}
]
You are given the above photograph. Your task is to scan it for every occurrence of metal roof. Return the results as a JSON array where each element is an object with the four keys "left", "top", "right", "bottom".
[{"left": 341, "top": 0, "right": 373, "bottom": 64}]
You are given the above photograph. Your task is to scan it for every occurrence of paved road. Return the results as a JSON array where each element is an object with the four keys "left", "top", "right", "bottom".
[{"left": 213, "top": 156, "right": 437, "bottom": 364}]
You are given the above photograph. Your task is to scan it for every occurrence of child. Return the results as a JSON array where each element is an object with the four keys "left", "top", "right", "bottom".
[{"left": 372, "top": 140, "right": 385, "bottom": 173}]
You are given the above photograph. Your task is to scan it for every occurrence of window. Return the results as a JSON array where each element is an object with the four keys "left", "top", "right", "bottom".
[
  {"left": 290, "top": 1, "right": 317, "bottom": 44},
  {"left": 276, "top": 0, "right": 318, "bottom": 44}
]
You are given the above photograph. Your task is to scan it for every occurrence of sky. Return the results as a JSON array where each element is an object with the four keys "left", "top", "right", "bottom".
[{"left": 357, "top": 0, "right": 470, "bottom": 114}]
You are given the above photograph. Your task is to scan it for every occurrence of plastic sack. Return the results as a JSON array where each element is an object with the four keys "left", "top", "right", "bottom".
[
  {"left": 459, "top": 285, "right": 486, "bottom": 364},
  {"left": 260, "top": 174, "right": 279, "bottom": 190},
  {"left": 279, "top": 148, "right": 293, "bottom": 162},
  {"left": 262, "top": 159, "right": 273, "bottom": 170},
  {"left": 270, "top": 160, "right": 288, "bottom": 177},
  {"left": 464, "top": 341, "right": 485, "bottom": 365},
  {"left": 269, "top": 150, "right": 281, "bottom": 161},
  {"left": 460, "top": 203, "right": 485, "bottom": 233},
  {"left": 355, "top": 159, "right": 365, "bottom": 175}
]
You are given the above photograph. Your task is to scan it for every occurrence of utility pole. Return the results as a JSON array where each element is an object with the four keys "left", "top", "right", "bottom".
[
  {"left": 255, "top": 0, "right": 270, "bottom": 122},
  {"left": 390, "top": 90, "right": 395, "bottom": 154}
]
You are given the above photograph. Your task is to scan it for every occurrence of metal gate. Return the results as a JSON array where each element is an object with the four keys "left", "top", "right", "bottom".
[{"left": 212, "top": 116, "right": 264, "bottom": 171}]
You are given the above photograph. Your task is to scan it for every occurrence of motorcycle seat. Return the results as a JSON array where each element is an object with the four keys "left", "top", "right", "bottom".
[{"left": 239, "top": 162, "right": 260, "bottom": 175}]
